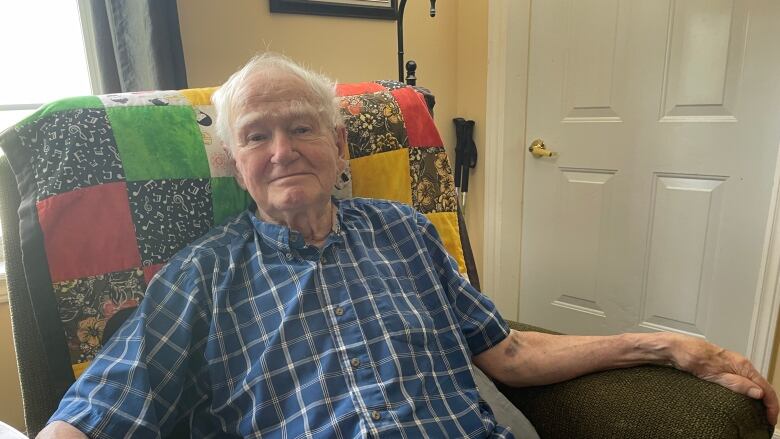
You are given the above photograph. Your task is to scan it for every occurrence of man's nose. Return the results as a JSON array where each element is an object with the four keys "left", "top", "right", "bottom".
[{"left": 269, "top": 131, "right": 298, "bottom": 164}]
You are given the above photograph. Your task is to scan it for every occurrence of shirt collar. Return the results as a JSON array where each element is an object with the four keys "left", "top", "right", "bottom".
[{"left": 248, "top": 199, "right": 343, "bottom": 251}]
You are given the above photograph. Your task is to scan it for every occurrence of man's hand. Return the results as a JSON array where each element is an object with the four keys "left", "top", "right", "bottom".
[{"left": 665, "top": 333, "right": 778, "bottom": 425}]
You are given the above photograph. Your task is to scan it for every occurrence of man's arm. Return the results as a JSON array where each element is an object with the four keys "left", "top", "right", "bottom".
[
  {"left": 36, "top": 421, "right": 87, "bottom": 439},
  {"left": 473, "top": 329, "right": 779, "bottom": 425}
]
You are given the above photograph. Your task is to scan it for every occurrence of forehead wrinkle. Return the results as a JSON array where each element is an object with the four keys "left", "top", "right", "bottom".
[{"left": 236, "top": 100, "right": 322, "bottom": 132}]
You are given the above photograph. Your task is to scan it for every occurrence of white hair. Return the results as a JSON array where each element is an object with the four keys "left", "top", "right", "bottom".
[{"left": 211, "top": 53, "right": 344, "bottom": 151}]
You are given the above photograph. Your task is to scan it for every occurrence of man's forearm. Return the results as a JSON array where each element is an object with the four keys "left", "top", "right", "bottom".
[
  {"left": 473, "top": 328, "right": 778, "bottom": 426},
  {"left": 473, "top": 329, "right": 675, "bottom": 387},
  {"left": 36, "top": 421, "right": 87, "bottom": 439}
]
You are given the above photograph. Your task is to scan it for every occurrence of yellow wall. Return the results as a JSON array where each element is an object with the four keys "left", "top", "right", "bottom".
[
  {"left": 455, "top": 2, "right": 488, "bottom": 275},
  {"left": 0, "top": 296, "right": 25, "bottom": 431},
  {"left": 177, "top": 0, "right": 489, "bottom": 272},
  {"left": 771, "top": 316, "right": 780, "bottom": 390}
]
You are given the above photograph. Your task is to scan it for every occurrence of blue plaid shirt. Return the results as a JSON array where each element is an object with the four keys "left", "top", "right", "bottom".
[{"left": 50, "top": 198, "right": 512, "bottom": 438}]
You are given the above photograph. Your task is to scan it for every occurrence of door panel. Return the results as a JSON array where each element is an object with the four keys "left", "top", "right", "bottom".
[
  {"left": 660, "top": 0, "right": 746, "bottom": 121},
  {"left": 563, "top": 0, "right": 622, "bottom": 121},
  {"left": 640, "top": 174, "right": 726, "bottom": 337}
]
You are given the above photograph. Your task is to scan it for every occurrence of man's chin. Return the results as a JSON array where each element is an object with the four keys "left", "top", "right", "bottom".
[{"left": 265, "top": 190, "right": 326, "bottom": 213}]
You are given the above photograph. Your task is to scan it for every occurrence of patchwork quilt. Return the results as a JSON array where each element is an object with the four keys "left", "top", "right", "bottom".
[{"left": 0, "top": 80, "right": 466, "bottom": 383}]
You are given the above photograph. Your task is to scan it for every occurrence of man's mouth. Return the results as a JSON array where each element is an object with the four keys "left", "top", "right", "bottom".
[{"left": 269, "top": 173, "right": 311, "bottom": 183}]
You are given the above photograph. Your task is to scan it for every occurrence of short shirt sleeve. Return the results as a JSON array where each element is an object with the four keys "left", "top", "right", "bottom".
[
  {"left": 47, "top": 256, "right": 213, "bottom": 437},
  {"left": 414, "top": 211, "right": 510, "bottom": 356}
]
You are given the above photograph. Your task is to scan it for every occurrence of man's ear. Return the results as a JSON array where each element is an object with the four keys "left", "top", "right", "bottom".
[
  {"left": 335, "top": 126, "right": 348, "bottom": 161},
  {"left": 222, "top": 143, "right": 246, "bottom": 189}
]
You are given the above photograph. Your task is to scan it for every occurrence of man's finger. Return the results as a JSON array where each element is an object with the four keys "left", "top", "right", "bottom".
[
  {"left": 746, "top": 370, "right": 779, "bottom": 425},
  {"left": 758, "top": 378, "right": 779, "bottom": 425},
  {"left": 765, "top": 394, "right": 779, "bottom": 426},
  {"left": 709, "top": 374, "right": 765, "bottom": 399},
  {"left": 709, "top": 373, "right": 778, "bottom": 425}
]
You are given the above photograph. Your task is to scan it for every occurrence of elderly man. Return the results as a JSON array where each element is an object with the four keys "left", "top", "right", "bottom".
[{"left": 40, "top": 54, "right": 777, "bottom": 438}]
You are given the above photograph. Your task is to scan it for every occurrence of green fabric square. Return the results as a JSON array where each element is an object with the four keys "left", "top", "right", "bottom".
[
  {"left": 109, "top": 106, "right": 209, "bottom": 180},
  {"left": 18, "top": 96, "right": 103, "bottom": 128},
  {"left": 211, "top": 177, "right": 251, "bottom": 225}
]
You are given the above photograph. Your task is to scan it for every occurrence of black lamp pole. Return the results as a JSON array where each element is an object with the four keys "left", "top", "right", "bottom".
[{"left": 397, "top": 0, "right": 436, "bottom": 83}]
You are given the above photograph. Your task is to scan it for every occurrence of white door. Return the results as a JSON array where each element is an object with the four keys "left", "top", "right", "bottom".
[{"left": 518, "top": 0, "right": 780, "bottom": 354}]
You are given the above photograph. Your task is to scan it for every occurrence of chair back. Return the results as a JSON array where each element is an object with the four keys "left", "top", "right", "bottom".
[{"left": 0, "top": 81, "right": 472, "bottom": 436}]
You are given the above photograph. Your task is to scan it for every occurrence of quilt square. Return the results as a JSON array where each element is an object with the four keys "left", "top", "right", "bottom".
[
  {"left": 37, "top": 182, "right": 141, "bottom": 282},
  {"left": 425, "top": 212, "right": 467, "bottom": 275},
  {"left": 391, "top": 87, "right": 443, "bottom": 147},
  {"left": 350, "top": 148, "right": 412, "bottom": 205},
  {"left": 16, "top": 108, "right": 125, "bottom": 200},
  {"left": 109, "top": 105, "right": 210, "bottom": 180},
  {"left": 340, "top": 91, "right": 408, "bottom": 159},
  {"left": 127, "top": 179, "right": 214, "bottom": 265},
  {"left": 409, "top": 147, "right": 458, "bottom": 213},
  {"left": 210, "top": 177, "right": 251, "bottom": 225},
  {"left": 54, "top": 268, "right": 146, "bottom": 364}
]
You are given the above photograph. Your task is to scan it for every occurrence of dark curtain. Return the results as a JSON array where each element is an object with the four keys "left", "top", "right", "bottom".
[{"left": 81, "top": 0, "right": 188, "bottom": 93}]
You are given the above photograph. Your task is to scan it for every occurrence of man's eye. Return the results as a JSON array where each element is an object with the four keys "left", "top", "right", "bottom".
[
  {"left": 292, "top": 126, "right": 312, "bottom": 135},
  {"left": 247, "top": 133, "right": 267, "bottom": 142}
]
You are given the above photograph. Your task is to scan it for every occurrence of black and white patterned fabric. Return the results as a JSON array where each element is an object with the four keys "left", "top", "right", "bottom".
[
  {"left": 127, "top": 179, "right": 213, "bottom": 265},
  {"left": 16, "top": 108, "right": 124, "bottom": 200}
]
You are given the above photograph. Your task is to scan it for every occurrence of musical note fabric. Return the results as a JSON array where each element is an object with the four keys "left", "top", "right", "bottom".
[{"left": 0, "top": 81, "right": 466, "bottom": 377}]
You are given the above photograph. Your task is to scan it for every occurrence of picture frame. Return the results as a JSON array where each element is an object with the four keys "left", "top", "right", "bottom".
[{"left": 269, "top": 0, "right": 398, "bottom": 21}]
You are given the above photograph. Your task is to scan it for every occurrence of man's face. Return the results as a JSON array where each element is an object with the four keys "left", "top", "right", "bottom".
[{"left": 230, "top": 71, "right": 345, "bottom": 217}]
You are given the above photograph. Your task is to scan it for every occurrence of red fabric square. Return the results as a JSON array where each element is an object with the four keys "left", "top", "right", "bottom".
[
  {"left": 391, "top": 87, "right": 443, "bottom": 147},
  {"left": 37, "top": 182, "right": 141, "bottom": 282},
  {"left": 143, "top": 264, "right": 165, "bottom": 284},
  {"left": 336, "top": 82, "right": 385, "bottom": 96}
]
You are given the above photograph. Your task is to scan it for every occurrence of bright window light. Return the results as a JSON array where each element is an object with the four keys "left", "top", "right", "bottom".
[{"left": 0, "top": 0, "right": 92, "bottom": 132}]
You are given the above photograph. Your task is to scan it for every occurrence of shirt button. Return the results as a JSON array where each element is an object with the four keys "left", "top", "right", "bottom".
[
  {"left": 350, "top": 358, "right": 361, "bottom": 368},
  {"left": 334, "top": 306, "right": 344, "bottom": 316},
  {"left": 285, "top": 253, "right": 293, "bottom": 260},
  {"left": 371, "top": 410, "right": 381, "bottom": 421}
]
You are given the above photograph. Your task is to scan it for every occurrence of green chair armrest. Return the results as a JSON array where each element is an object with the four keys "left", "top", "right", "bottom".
[{"left": 500, "top": 321, "right": 772, "bottom": 438}]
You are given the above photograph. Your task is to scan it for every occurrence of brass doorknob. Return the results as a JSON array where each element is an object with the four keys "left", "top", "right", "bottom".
[{"left": 529, "top": 139, "right": 558, "bottom": 158}]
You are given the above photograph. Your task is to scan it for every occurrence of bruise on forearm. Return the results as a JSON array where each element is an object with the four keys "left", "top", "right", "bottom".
[{"left": 503, "top": 331, "right": 521, "bottom": 358}]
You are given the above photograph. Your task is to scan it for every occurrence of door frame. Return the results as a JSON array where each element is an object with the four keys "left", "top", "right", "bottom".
[{"left": 482, "top": 0, "right": 780, "bottom": 374}]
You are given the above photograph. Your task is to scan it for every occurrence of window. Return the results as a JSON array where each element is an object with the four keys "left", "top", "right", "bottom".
[
  {"left": 0, "top": 1, "right": 93, "bottom": 301},
  {"left": 0, "top": 1, "right": 93, "bottom": 132}
]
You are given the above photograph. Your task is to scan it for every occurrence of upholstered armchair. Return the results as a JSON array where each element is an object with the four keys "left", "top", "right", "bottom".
[{"left": 0, "top": 83, "right": 771, "bottom": 438}]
